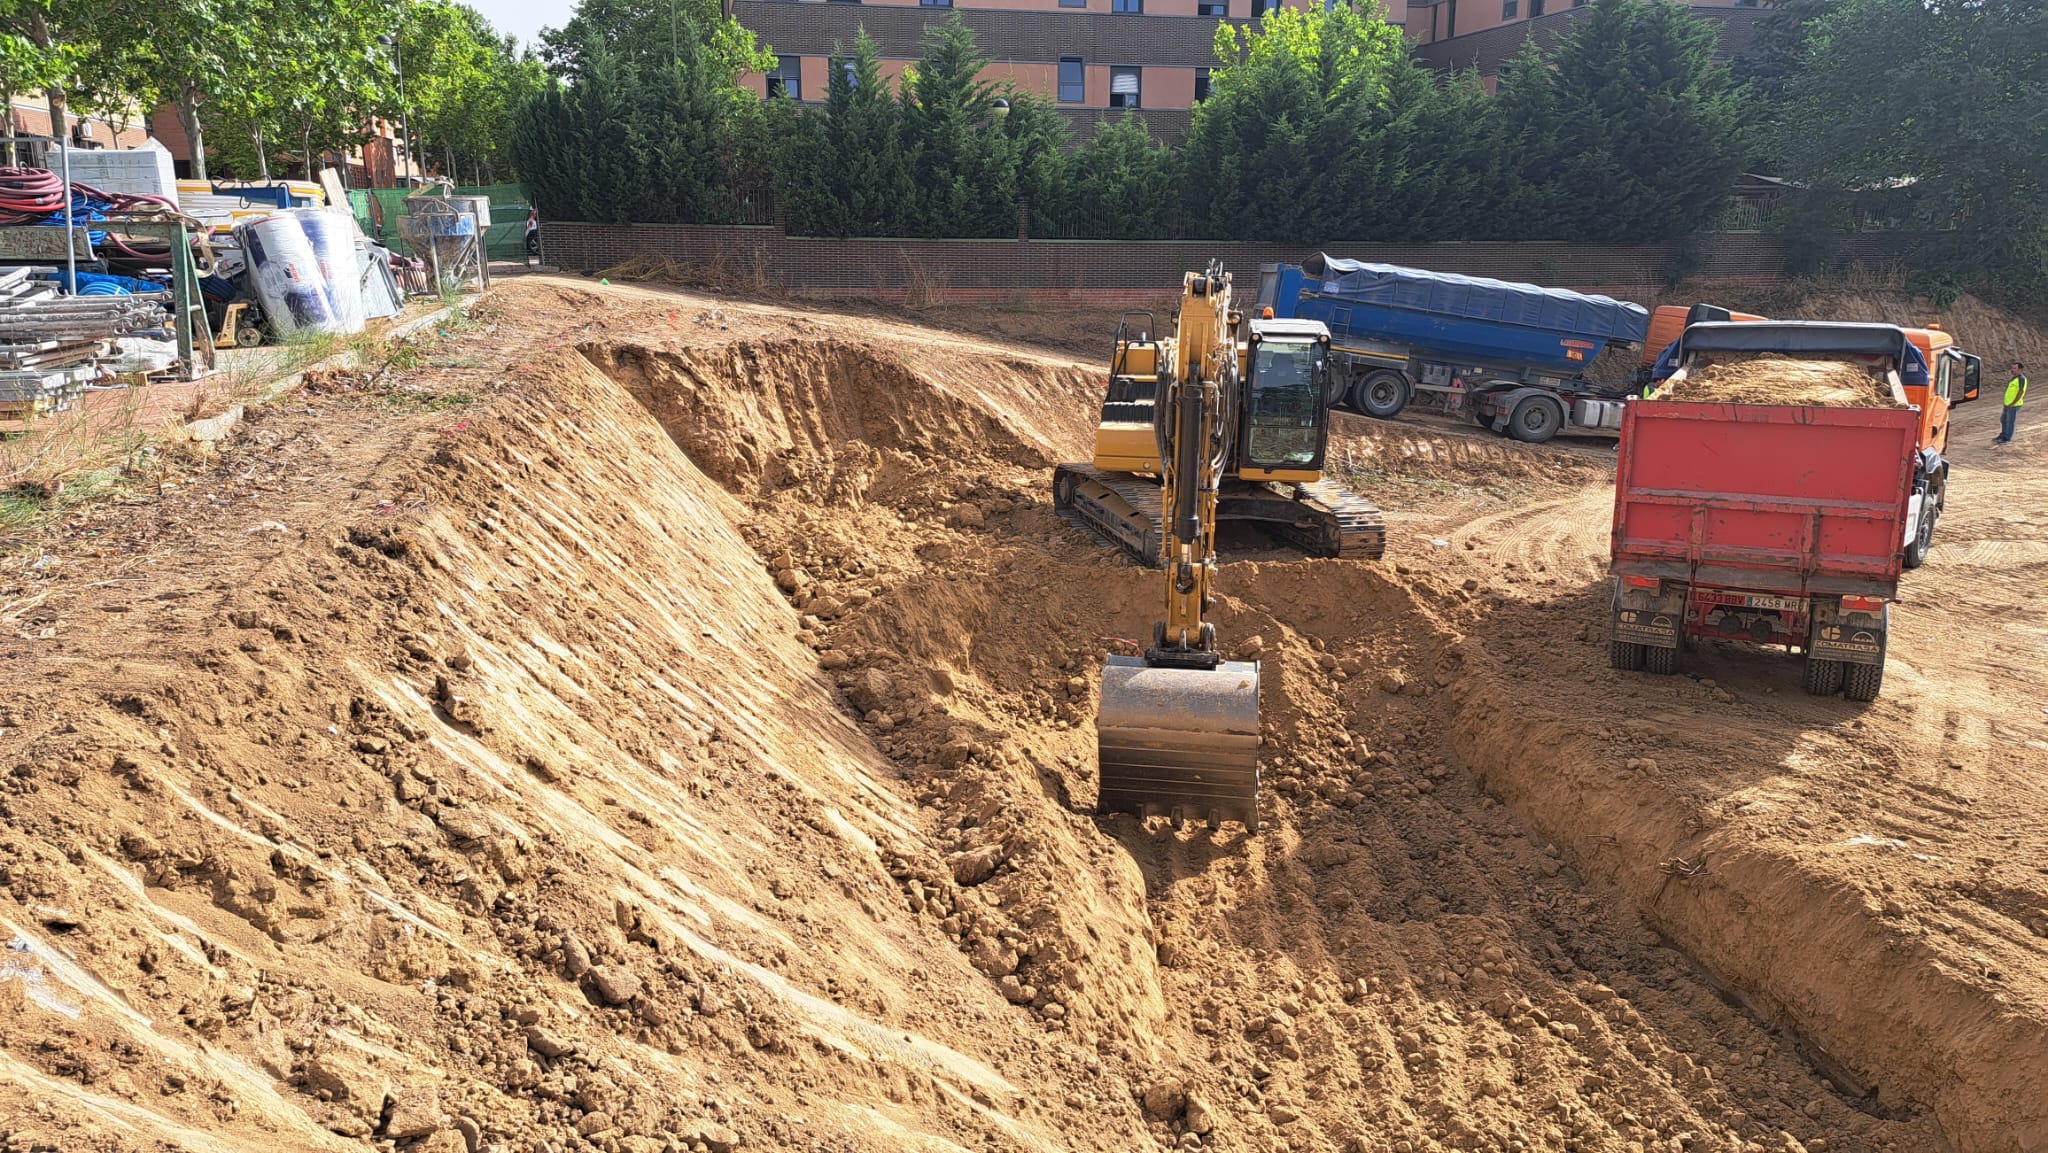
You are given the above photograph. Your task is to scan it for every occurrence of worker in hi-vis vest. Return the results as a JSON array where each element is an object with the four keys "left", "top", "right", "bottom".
[{"left": 1996, "top": 361, "right": 2028, "bottom": 444}]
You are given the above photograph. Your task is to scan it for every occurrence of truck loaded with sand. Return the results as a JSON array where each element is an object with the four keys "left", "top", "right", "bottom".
[{"left": 1613, "top": 321, "right": 1975, "bottom": 699}]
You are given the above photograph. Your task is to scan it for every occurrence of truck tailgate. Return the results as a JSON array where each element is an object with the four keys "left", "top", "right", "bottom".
[{"left": 1611, "top": 401, "right": 1918, "bottom": 595}]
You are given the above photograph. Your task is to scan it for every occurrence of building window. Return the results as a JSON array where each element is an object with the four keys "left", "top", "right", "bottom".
[
  {"left": 1109, "top": 66, "right": 1140, "bottom": 108},
  {"left": 1194, "top": 67, "right": 1211, "bottom": 102},
  {"left": 1112, "top": 0, "right": 1141, "bottom": 10},
  {"left": 1529, "top": 0, "right": 1544, "bottom": 13},
  {"left": 1502, "top": 0, "right": 1517, "bottom": 17},
  {"left": 1252, "top": 0, "right": 1275, "bottom": 15},
  {"left": 827, "top": 0, "right": 859, "bottom": 4},
  {"left": 1061, "top": 0, "right": 1086, "bottom": 7},
  {"left": 765, "top": 56, "right": 800, "bottom": 99},
  {"left": 1732, "top": 0, "right": 1758, "bottom": 5},
  {"left": 840, "top": 59, "right": 858, "bottom": 89},
  {"left": 921, "top": 0, "right": 952, "bottom": 6},
  {"left": 1058, "top": 57, "right": 1085, "bottom": 104},
  {"left": 1198, "top": 0, "right": 1226, "bottom": 12}
]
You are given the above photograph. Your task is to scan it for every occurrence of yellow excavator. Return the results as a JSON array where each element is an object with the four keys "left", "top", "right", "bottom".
[
  {"left": 1089, "top": 263, "right": 1293, "bottom": 830},
  {"left": 1052, "top": 277, "right": 1386, "bottom": 567}
]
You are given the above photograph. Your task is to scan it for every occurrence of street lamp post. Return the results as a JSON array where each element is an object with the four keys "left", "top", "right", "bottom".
[{"left": 376, "top": 34, "right": 417, "bottom": 188}]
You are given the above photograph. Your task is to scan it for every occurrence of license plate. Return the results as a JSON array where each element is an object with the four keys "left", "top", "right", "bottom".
[{"left": 1743, "top": 594, "right": 1805, "bottom": 612}]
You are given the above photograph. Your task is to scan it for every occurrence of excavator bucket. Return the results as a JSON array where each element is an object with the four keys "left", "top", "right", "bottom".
[{"left": 1096, "top": 654, "right": 1261, "bottom": 830}]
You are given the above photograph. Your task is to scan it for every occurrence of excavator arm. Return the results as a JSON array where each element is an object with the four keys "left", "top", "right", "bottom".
[
  {"left": 1096, "top": 264, "right": 1263, "bottom": 829},
  {"left": 1151, "top": 266, "right": 1233, "bottom": 665}
]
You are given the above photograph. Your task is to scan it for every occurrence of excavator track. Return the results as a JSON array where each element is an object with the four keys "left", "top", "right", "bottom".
[
  {"left": 1274, "top": 478, "right": 1388, "bottom": 560},
  {"left": 1053, "top": 464, "right": 1165, "bottom": 566},
  {"left": 1053, "top": 464, "right": 1386, "bottom": 564}
]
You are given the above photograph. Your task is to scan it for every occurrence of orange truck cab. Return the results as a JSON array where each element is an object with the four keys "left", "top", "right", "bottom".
[
  {"left": 1640, "top": 303, "right": 1768, "bottom": 372},
  {"left": 1900, "top": 325, "right": 1983, "bottom": 457}
]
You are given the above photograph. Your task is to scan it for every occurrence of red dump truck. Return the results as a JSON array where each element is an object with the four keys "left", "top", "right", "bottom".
[{"left": 1607, "top": 322, "right": 1952, "bottom": 701}]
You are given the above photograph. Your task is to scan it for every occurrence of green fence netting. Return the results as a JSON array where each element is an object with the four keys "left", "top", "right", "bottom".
[{"left": 349, "top": 184, "right": 529, "bottom": 261}]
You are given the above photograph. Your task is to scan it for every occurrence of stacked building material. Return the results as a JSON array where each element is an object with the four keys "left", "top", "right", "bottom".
[{"left": 0, "top": 266, "right": 168, "bottom": 419}]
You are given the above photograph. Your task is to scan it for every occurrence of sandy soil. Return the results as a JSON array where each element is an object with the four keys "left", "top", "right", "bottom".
[
  {"left": 0, "top": 274, "right": 2042, "bottom": 1153},
  {"left": 1667, "top": 355, "right": 1903, "bottom": 408}
]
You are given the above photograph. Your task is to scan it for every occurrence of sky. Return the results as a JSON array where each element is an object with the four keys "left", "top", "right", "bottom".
[{"left": 467, "top": 0, "right": 579, "bottom": 53}]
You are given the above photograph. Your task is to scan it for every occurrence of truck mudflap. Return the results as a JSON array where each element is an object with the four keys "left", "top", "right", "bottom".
[
  {"left": 1610, "top": 577, "right": 1684, "bottom": 648},
  {"left": 1809, "top": 605, "right": 1890, "bottom": 667},
  {"left": 1613, "top": 606, "right": 1682, "bottom": 647}
]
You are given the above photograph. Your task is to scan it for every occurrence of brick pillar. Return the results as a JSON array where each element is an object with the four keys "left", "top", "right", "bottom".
[{"left": 1017, "top": 199, "right": 1030, "bottom": 243}]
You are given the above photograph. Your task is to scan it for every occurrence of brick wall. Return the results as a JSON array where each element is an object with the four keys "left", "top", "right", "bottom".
[{"left": 540, "top": 221, "right": 1928, "bottom": 304}]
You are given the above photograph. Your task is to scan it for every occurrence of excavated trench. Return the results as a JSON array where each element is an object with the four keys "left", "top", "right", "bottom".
[
  {"left": 0, "top": 325, "right": 2022, "bottom": 1153},
  {"left": 576, "top": 338, "right": 1964, "bottom": 1153}
]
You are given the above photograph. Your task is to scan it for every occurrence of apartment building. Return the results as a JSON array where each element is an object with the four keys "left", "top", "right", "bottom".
[
  {"left": 7, "top": 99, "right": 151, "bottom": 150},
  {"left": 739, "top": 0, "right": 1761, "bottom": 137},
  {"left": 734, "top": 0, "right": 1400, "bottom": 142},
  {"left": 1410, "top": 0, "right": 1763, "bottom": 82}
]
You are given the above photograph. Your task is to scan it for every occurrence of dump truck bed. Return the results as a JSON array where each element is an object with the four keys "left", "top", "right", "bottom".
[
  {"left": 1264, "top": 255, "right": 1649, "bottom": 373},
  {"left": 1610, "top": 400, "right": 1919, "bottom": 597}
]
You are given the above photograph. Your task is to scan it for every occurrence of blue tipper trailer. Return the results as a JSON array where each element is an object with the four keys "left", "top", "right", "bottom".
[{"left": 1257, "top": 254, "right": 1652, "bottom": 443}]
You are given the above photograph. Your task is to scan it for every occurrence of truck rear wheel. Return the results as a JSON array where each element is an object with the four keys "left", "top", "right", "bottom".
[
  {"left": 1354, "top": 371, "right": 1410, "bottom": 419},
  {"left": 1644, "top": 644, "right": 1680, "bottom": 675},
  {"left": 1803, "top": 655, "right": 1844, "bottom": 696},
  {"left": 1903, "top": 502, "right": 1933, "bottom": 569},
  {"left": 1508, "top": 396, "right": 1565, "bottom": 444},
  {"left": 1609, "top": 640, "right": 1645, "bottom": 670},
  {"left": 1843, "top": 660, "right": 1885, "bottom": 702}
]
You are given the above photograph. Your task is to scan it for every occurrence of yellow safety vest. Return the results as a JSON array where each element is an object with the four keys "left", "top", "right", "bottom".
[{"left": 2008, "top": 375, "right": 2029, "bottom": 407}]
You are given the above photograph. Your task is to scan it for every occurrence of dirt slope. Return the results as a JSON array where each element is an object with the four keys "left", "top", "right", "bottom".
[{"left": 0, "top": 276, "right": 2042, "bottom": 1153}]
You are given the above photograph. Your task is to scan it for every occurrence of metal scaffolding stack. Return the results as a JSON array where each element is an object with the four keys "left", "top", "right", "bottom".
[{"left": 0, "top": 266, "right": 169, "bottom": 419}]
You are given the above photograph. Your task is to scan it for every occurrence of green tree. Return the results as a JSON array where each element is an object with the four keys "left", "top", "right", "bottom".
[
  {"left": 898, "top": 14, "right": 1062, "bottom": 237},
  {"left": 1367, "top": 65, "right": 1504, "bottom": 241},
  {"left": 0, "top": 1, "right": 91, "bottom": 151},
  {"left": 1179, "top": 2, "right": 1415, "bottom": 242},
  {"left": 394, "top": 2, "right": 545, "bottom": 184},
  {"left": 806, "top": 29, "right": 921, "bottom": 234},
  {"left": 1049, "top": 113, "right": 1180, "bottom": 240},
  {"left": 512, "top": 35, "right": 638, "bottom": 222},
  {"left": 1782, "top": 0, "right": 2048, "bottom": 299},
  {"left": 1538, "top": 0, "right": 1748, "bottom": 241},
  {"left": 537, "top": 0, "right": 770, "bottom": 103},
  {"left": 1491, "top": 37, "right": 1575, "bottom": 239},
  {"left": 623, "top": 20, "right": 734, "bottom": 223},
  {"left": 84, "top": 0, "right": 402, "bottom": 180}
]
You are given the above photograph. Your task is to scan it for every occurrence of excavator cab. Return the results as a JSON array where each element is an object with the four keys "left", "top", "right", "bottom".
[{"left": 1242, "top": 320, "right": 1333, "bottom": 474}]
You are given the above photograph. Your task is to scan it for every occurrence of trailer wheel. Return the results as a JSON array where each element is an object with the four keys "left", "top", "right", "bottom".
[
  {"left": 1507, "top": 396, "right": 1565, "bottom": 443},
  {"left": 1803, "top": 655, "right": 1844, "bottom": 696},
  {"left": 1608, "top": 640, "right": 1645, "bottom": 671},
  {"left": 1643, "top": 643, "right": 1680, "bottom": 675},
  {"left": 1843, "top": 660, "right": 1885, "bottom": 702},
  {"left": 1353, "top": 371, "right": 1410, "bottom": 420}
]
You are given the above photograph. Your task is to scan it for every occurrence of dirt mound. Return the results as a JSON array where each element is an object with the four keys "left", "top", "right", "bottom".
[
  {"left": 581, "top": 338, "right": 1099, "bottom": 506},
  {"left": 1666, "top": 353, "right": 1903, "bottom": 407}
]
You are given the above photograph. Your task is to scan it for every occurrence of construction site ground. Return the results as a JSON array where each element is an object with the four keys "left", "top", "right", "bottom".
[{"left": 1, "top": 276, "right": 2043, "bottom": 1153}]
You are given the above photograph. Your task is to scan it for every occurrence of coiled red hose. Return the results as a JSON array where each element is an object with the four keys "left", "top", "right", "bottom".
[{"left": 0, "top": 166, "right": 70, "bottom": 222}]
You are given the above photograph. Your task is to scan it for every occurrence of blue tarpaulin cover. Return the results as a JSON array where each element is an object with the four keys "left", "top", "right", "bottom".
[{"left": 1301, "top": 254, "right": 1650, "bottom": 344}]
